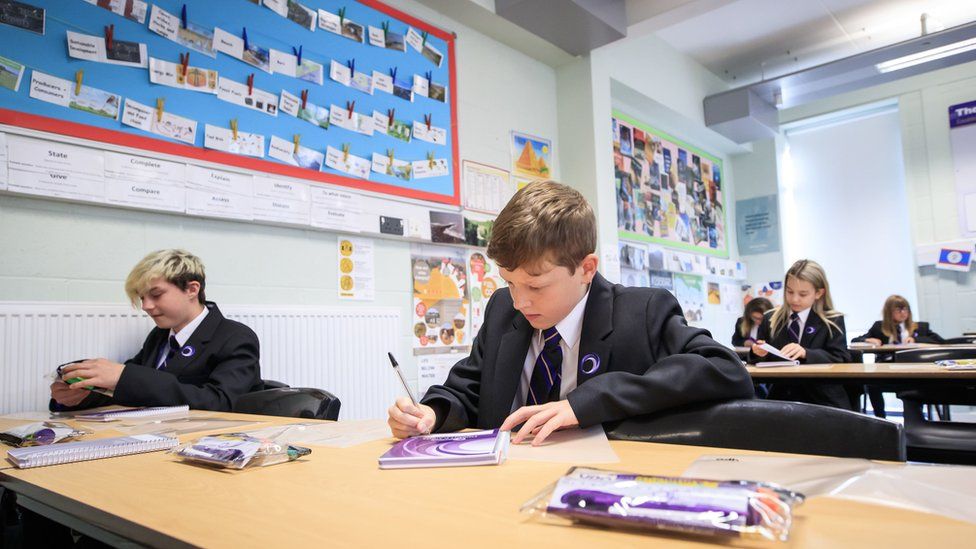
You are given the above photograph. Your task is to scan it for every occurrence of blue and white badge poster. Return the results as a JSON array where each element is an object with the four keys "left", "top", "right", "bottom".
[
  {"left": 735, "top": 194, "right": 780, "bottom": 255},
  {"left": 0, "top": 0, "right": 459, "bottom": 205},
  {"left": 950, "top": 100, "right": 976, "bottom": 236},
  {"left": 936, "top": 247, "right": 973, "bottom": 272}
]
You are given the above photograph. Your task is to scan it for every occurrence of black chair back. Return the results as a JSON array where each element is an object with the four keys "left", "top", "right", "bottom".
[
  {"left": 893, "top": 346, "right": 976, "bottom": 362},
  {"left": 605, "top": 399, "right": 905, "bottom": 461},
  {"left": 234, "top": 387, "right": 341, "bottom": 420},
  {"left": 941, "top": 337, "right": 976, "bottom": 345}
]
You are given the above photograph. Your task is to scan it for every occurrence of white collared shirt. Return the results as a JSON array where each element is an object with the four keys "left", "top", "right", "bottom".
[
  {"left": 896, "top": 322, "right": 909, "bottom": 343},
  {"left": 790, "top": 308, "right": 811, "bottom": 339},
  {"left": 155, "top": 305, "right": 209, "bottom": 368},
  {"left": 749, "top": 324, "right": 760, "bottom": 340},
  {"left": 512, "top": 289, "right": 589, "bottom": 412}
]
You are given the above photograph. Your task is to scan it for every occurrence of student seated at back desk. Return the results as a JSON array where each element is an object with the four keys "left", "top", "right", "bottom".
[
  {"left": 388, "top": 181, "right": 755, "bottom": 445},
  {"left": 732, "top": 297, "right": 774, "bottom": 347},
  {"left": 49, "top": 249, "right": 262, "bottom": 412},
  {"left": 852, "top": 294, "right": 944, "bottom": 418},
  {"left": 750, "top": 259, "right": 853, "bottom": 410}
]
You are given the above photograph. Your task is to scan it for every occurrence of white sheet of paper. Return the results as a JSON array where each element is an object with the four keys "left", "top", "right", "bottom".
[
  {"left": 370, "top": 153, "right": 411, "bottom": 180},
  {"left": 507, "top": 426, "right": 620, "bottom": 464},
  {"left": 7, "top": 135, "right": 105, "bottom": 203},
  {"left": 204, "top": 124, "right": 265, "bottom": 158},
  {"left": 185, "top": 164, "right": 253, "bottom": 195},
  {"left": 252, "top": 176, "right": 310, "bottom": 225},
  {"left": 216, "top": 77, "right": 278, "bottom": 116},
  {"left": 269, "top": 48, "right": 298, "bottom": 76},
  {"left": 328, "top": 105, "right": 373, "bottom": 135},
  {"left": 367, "top": 26, "right": 385, "bottom": 47},
  {"left": 0, "top": 133, "right": 7, "bottom": 189},
  {"left": 310, "top": 187, "right": 362, "bottom": 232},
  {"left": 147, "top": 5, "right": 179, "bottom": 39},
  {"left": 28, "top": 71, "right": 71, "bottom": 107},
  {"left": 246, "top": 419, "right": 390, "bottom": 448},
  {"left": 325, "top": 146, "right": 370, "bottom": 179},
  {"left": 405, "top": 27, "right": 423, "bottom": 52},
  {"left": 412, "top": 74, "right": 429, "bottom": 97},
  {"left": 329, "top": 59, "right": 351, "bottom": 86},
  {"left": 758, "top": 342, "right": 796, "bottom": 362},
  {"left": 417, "top": 353, "right": 461, "bottom": 396},
  {"left": 213, "top": 27, "right": 243, "bottom": 58},
  {"left": 412, "top": 121, "right": 446, "bottom": 145},
  {"left": 267, "top": 135, "right": 324, "bottom": 171},
  {"left": 371, "top": 111, "right": 390, "bottom": 133},
  {"left": 185, "top": 187, "right": 253, "bottom": 220},
  {"left": 66, "top": 30, "right": 147, "bottom": 68},
  {"left": 278, "top": 89, "right": 301, "bottom": 117},
  {"left": 149, "top": 57, "right": 218, "bottom": 94},
  {"left": 372, "top": 71, "right": 393, "bottom": 94},
  {"left": 121, "top": 98, "right": 198, "bottom": 145},
  {"left": 317, "top": 9, "right": 341, "bottom": 34},
  {"left": 412, "top": 158, "right": 449, "bottom": 179},
  {"left": 103, "top": 151, "right": 185, "bottom": 212}
]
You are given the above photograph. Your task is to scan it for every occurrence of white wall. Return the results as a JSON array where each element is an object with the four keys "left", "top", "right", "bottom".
[
  {"left": 779, "top": 60, "right": 976, "bottom": 336},
  {"left": 781, "top": 105, "right": 917, "bottom": 337},
  {"left": 0, "top": 0, "right": 562, "bottom": 387}
]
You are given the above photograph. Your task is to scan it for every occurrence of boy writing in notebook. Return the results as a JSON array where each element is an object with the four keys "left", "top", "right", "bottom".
[
  {"left": 388, "top": 181, "right": 753, "bottom": 444},
  {"left": 49, "top": 249, "right": 262, "bottom": 412}
]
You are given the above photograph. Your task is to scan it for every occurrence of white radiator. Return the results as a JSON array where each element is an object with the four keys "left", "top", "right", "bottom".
[{"left": 0, "top": 302, "right": 401, "bottom": 419}]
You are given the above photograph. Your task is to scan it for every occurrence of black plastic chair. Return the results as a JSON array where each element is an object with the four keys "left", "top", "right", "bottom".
[
  {"left": 234, "top": 387, "right": 341, "bottom": 420},
  {"left": 940, "top": 337, "right": 976, "bottom": 345},
  {"left": 892, "top": 347, "right": 976, "bottom": 464},
  {"left": 605, "top": 399, "right": 905, "bottom": 461},
  {"left": 261, "top": 379, "right": 290, "bottom": 390}
]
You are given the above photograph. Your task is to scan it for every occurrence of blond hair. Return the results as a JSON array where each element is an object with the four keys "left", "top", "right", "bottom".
[
  {"left": 487, "top": 180, "right": 596, "bottom": 274},
  {"left": 881, "top": 294, "right": 915, "bottom": 340},
  {"left": 124, "top": 249, "right": 206, "bottom": 307},
  {"left": 769, "top": 259, "right": 842, "bottom": 337}
]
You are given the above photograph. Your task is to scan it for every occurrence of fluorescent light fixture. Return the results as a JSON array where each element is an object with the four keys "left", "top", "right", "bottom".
[{"left": 876, "top": 36, "right": 976, "bottom": 73}]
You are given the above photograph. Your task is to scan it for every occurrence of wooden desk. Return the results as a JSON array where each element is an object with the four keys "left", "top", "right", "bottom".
[
  {"left": 747, "top": 362, "right": 976, "bottom": 385},
  {"left": 3, "top": 412, "right": 975, "bottom": 547}
]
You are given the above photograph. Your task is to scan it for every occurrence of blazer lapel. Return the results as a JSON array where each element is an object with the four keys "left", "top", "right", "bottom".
[
  {"left": 484, "top": 315, "right": 533, "bottom": 427},
  {"left": 144, "top": 329, "right": 170, "bottom": 369},
  {"left": 800, "top": 313, "right": 823, "bottom": 348},
  {"left": 162, "top": 303, "right": 222, "bottom": 377},
  {"left": 577, "top": 273, "right": 613, "bottom": 385}
]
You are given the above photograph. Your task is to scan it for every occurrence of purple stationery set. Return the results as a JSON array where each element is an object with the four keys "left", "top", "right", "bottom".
[
  {"left": 378, "top": 429, "right": 510, "bottom": 469},
  {"left": 527, "top": 467, "right": 803, "bottom": 542}
]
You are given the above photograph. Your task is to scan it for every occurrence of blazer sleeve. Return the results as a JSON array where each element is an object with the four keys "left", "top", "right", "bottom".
[
  {"left": 112, "top": 326, "right": 260, "bottom": 411},
  {"left": 747, "top": 314, "right": 772, "bottom": 364},
  {"left": 851, "top": 321, "right": 883, "bottom": 342},
  {"left": 420, "top": 296, "right": 496, "bottom": 433},
  {"left": 915, "top": 322, "right": 945, "bottom": 344},
  {"left": 730, "top": 317, "right": 746, "bottom": 346},
  {"left": 803, "top": 316, "right": 850, "bottom": 364},
  {"left": 567, "top": 290, "right": 755, "bottom": 427},
  {"left": 48, "top": 332, "right": 157, "bottom": 413}
]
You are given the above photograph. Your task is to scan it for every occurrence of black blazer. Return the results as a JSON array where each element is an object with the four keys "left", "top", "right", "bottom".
[
  {"left": 852, "top": 321, "right": 944, "bottom": 344},
  {"left": 52, "top": 302, "right": 262, "bottom": 412},
  {"left": 731, "top": 317, "right": 758, "bottom": 347},
  {"left": 421, "top": 273, "right": 755, "bottom": 432}
]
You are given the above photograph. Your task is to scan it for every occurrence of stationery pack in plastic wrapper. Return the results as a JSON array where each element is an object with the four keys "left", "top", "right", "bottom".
[
  {"left": 521, "top": 467, "right": 804, "bottom": 542},
  {"left": 171, "top": 433, "right": 311, "bottom": 469},
  {"left": 0, "top": 422, "right": 89, "bottom": 447}
]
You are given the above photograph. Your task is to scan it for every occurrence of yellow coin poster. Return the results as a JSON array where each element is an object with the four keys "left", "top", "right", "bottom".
[
  {"left": 467, "top": 250, "right": 505, "bottom": 339},
  {"left": 411, "top": 246, "right": 469, "bottom": 352},
  {"left": 337, "top": 237, "right": 375, "bottom": 300}
]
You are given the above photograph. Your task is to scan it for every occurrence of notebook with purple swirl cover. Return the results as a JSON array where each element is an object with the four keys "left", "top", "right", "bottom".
[{"left": 378, "top": 429, "right": 510, "bottom": 469}]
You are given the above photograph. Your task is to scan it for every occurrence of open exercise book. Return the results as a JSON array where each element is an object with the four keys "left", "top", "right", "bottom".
[
  {"left": 752, "top": 343, "right": 800, "bottom": 367},
  {"left": 378, "top": 429, "right": 510, "bottom": 469},
  {"left": 71, "top": 405, "right": 190, "bottom": 422},
  {"left": 6, "top": 434, "right": 178, "bottom": 469}
]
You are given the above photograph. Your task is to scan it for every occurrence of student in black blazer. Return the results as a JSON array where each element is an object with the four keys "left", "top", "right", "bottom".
[
  {"left": 731, "top": 297, "right": 773, "bottom": 346},
  {"left": 750, "top": 259, "right": 852, "bottom": 410},
  {"left": 852, "top": 295, "right": 944, "bottom": 417},
  {"left": 388, "top": 182, "right": 755, "bottom": 444},
  {"left": 50, "top": 250, "right": 262, "bottom": 412}
]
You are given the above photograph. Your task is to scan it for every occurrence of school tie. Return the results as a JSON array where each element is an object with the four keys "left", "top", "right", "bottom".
[
  {"left": 893, "top": 327, "right": 902, "bottom": 344},
  {"left": 158, "top": 335, "right": 179, "bottom": 370},
  {"left": 788, "top": 313, "right": 801, "bottom": 344},
  {"left": 527, "top": 327, "right": 562, "bottom": 406}
]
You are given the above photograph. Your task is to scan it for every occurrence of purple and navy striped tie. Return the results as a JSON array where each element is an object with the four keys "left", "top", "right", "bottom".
[
  {"left": 527, "top": 327, "right": 562, "bottom": 406},
  {"left": 787, "top": 312, "right": 801, "bottom": 343}
]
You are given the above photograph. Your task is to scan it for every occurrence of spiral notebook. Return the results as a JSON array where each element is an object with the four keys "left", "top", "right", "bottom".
[
  {"left": 7, "top": 434, "right": 179, "bottom": 468},
  {"left": 72, "top": 405, "right": 190, "bottom": 422},
  {"left": 378, "top": 429, "right": 509, "bottom": 469}
]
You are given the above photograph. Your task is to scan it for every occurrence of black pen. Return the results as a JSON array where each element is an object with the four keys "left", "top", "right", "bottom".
[{"left": 387, "top": 352, "right": 419, "bottom": 407}]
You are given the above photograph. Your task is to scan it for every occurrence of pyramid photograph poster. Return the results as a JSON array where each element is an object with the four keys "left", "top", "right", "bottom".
[{"left": 510, "top": 131, "right": 552, "bottom": 180}]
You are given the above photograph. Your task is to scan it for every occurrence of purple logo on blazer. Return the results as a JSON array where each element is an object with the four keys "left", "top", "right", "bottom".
[
  {"left": 181, "top": 345, "right": 195, "bottom": 358},
  {"left": 580, "top": 353, "right": 601, "bottom": 375},
  {"left": 805, "top": 326, "right": 816, "bottom": 335}
]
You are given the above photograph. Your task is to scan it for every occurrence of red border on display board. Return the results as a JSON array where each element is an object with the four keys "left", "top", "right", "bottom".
[{"left": 0, "top": 0, "right": 460, "bottom": 206}]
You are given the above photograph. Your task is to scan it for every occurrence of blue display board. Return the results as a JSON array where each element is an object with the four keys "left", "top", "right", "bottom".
[{"left": 0, "top": 0, "right": 459, "bottom": 204}]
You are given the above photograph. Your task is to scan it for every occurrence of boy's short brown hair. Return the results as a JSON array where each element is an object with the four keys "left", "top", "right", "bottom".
[
  {"left": 487, "top": 180, "right": 596, "bottom": 274},
  {"left": 124, "top": 249, "right": 207, "bottom": 306}
]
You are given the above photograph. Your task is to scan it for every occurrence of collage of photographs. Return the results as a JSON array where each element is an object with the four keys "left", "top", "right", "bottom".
[
  {"left": 613, "top": 113, "right": 727, "bottom": 255},
  {"left": 0, "top": 0, "right": 456, "bottom": 196}
]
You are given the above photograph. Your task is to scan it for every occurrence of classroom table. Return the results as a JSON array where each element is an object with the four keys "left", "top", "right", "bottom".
[
  {"left": 848, "top": 343, "right": 935, "bottom": 354},
  {"left": 2, "top": 411, "right": 975, "bottom": 548},
  {"left": 746, "top": 362, "right": 976, "bottom": 386}
]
